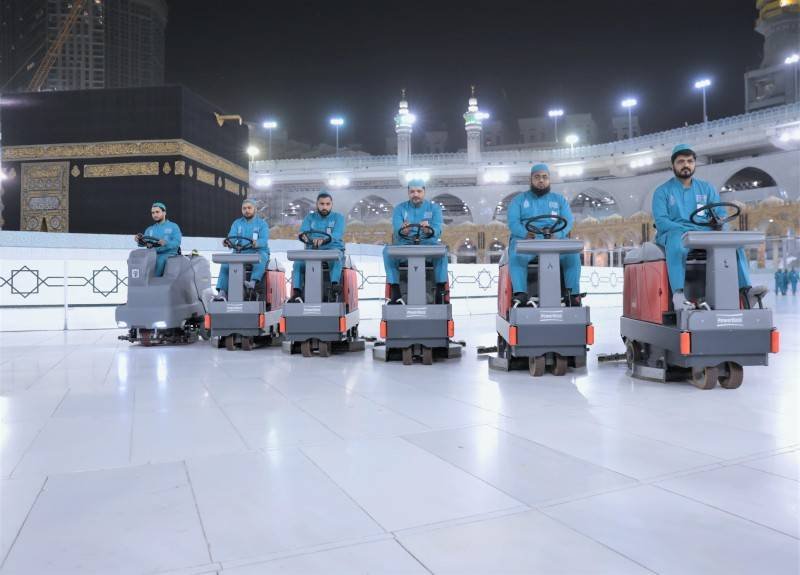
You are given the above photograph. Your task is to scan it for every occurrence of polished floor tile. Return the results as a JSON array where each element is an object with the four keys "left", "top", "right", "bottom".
[
  {"left": 743, "top": 449, "right": 800, "bottom": 481},
  {"left": 397, "top": 509, "right": 651, "bottom": 574},
  {"left": 302, "top": 437, "right": 523, "bottom": 531},
  {"left": 0, "top": 477, "right": 45, "bottom": 562},
  {"left": 543, "top": 485, "right": 800, "bottom": 575},
  {"left": 185, "top": 450, "right": 383, "bottom": 563},
  {"left": 1, "top": 463, "right": 210, "bottom": 575}
]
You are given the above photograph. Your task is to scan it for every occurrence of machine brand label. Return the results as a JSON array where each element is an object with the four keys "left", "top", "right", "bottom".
[
  {"left": 539, "top": 311, "right": 564, "bottom": 322},
  {"left": 131, "top": 268, "right": 140, "bottom": 279},
  {"left": 716, "top": 313, "right": 743, "bottom": 328},
  {"left": 405, "top": 307, "right": 427, "bottom": 318},
  {"left": 303, "top": 305, "right": 322, "bottom": 315},
  {"left": 226, "top": 303, "right": 243, "bottom": 312}
]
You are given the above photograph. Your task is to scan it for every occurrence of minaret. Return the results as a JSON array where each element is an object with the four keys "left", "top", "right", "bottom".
[
  {"left": 394, "top": 89, "right": 415, "bottom": 165},
  {"left": 463, "top": 86, "right": 488, "bottom": 164}
]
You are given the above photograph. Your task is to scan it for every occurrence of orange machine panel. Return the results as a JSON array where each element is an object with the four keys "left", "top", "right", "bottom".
[
  {"left": 264, "top": 270, "right": 286, "bottom": 311},
  {"left": 498, "top": 263, "right": 512, "bottom": 318},
  {"left": 642, "top": 260, "right": 670, "bottom": 324},
  {"left": 623, "top": 264, "right": 639, "bottom": 318},
  {"left": 342, "top": 267, "right": 359, "bottom": 311}
]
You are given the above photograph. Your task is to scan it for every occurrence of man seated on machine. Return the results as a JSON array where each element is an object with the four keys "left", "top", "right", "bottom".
[
  {"left": 652, "top": 144, "right": 765, "bottom": 310},
  {"left": 289, "top": 191, "right": 346, "bottom": 302},
  {"left": 383, "top": 178, "right": 448, "bottom": 305},
  {"left": 506, "top": 164, "right": 581, "bottom": 307},
  {"left": 215, "top": 198, "right": 270, "bottom": 301},
  {"left": 133, "top": 201, "right": 182, "bottom": 277}
]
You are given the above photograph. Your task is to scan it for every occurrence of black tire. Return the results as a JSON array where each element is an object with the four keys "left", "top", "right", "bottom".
[
  {"left": 225, "top": 335, "right": 235, "bottom": 351},
  {"left": 529, "top": 355, "right": 546, "bottom": 377},
  {"left": 241, "top": 337, "right": 253, "bottom": 351},
  {"left": 552, "top": 355, "right": 568, "bottom": 376},
  {"left": 625, "top": 340, "right": 642, "bottom": 371},
  {"left": 318, "top": 341, "right": 331, "bottom": 357},
  {"left": 140, "top": 329, "right": 152, "bottom": 347},
  {"left": 497, "top": 334, "right": 508, "bottom": 359},
  {"left": 422, "top": 347, "right": 434, "bottom": 365},
  {"left": 402, "top": 347, "right": 413, "bottom": 365},
  {"left": 719, "top": 362, "right": 744, "bottom": 389},
  {"left": 301, "top": 341, "right": 313, "bottom": 357},
  {"left": 691, "top": 366, "right": 718, "bottom": 390}
]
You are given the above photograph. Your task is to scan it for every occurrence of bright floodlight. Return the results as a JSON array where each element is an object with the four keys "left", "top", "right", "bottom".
[
  {"left": 329, "top": 117, "right": 344, "bottom": 126},
  {"left": 694, "top": 79, "right": 712, "bottom": 89},
  {"left": 786, "top": 54, "right": 800, "bottom": 65},
  {"left": 0, "top": 172, "right": 5, "bottom": 181},
  {"left": 246, "top": 146, "right": 260, "bottom": 157},
  {"left": 621, "top": 98, "right": 637, "bottom": 108},
  {"left": 565, "top": 134, "right": 579, "bottom": 145},
  {"left": 262, "top": 120, "right": 278, "bottom": 129},
  {"left": 407, "top": 114, "right": 417, "bottom": 124},
  {"left": 548, "top": 109, "right": 564, "bottom": 118}
]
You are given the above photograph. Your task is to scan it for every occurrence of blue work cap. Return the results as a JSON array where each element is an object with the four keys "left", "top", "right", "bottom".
[
  {"left": 151, "top": 202, "right": 166, "bottom": 211},
  {"left": 530, "top": 163, "right": 549, "bottom": 175},
  {"left": 317, "top": 190, "right": 332, "bottom": 200},
  {"left": 671, "top": 144, "right": 696, "bottom": 163},
  {"left": 241, "top": 198, "right": 256, "bottom": 207},
  {"left": 407, "top": 178, "right": 426, "bottom": 189}
]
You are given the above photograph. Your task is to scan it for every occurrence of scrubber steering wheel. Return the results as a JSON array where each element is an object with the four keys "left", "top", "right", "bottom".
[
  {"left": 136, "top": 234, "right": 162, "bottom": 248},
  {"left": 299, "top": 230, "right": 332, "bottom": 248},
  {"left": 223, "top": 235, "right": 256, "bottom": 252},
  {"left": 690, "top": 202, "right": 740, "bottom": 231},
  {"left": 524, "top": 215, "right": 568, "bottom": 239},
  {"left": 398, "top": 223, "right": 435, "bottom": 245}
]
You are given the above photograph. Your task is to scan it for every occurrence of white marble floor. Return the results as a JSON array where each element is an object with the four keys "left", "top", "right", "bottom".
[{"left": 1, "top": 297, "right": 798, "bottom": 574}]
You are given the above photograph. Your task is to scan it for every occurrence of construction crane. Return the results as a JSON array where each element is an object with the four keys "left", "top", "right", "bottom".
[{"left": 27, "top": 0, "right": 87, "bottom": 92}]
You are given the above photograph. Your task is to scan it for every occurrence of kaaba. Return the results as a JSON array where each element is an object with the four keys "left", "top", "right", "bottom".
[{"left": 0, "top": 86, "right": 250, "bottom": 236}]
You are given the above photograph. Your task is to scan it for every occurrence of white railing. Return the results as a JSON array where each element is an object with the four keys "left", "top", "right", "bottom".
[{"left": 252, "top": 103, "right": 800, "bottom": 175}]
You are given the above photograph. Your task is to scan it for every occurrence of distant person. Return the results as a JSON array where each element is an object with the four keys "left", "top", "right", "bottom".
[
  {"left": 789, "top": 268, "right": 799, "bottom": 295},
  {"left": 134, "top": 202, "right": 181, "bottom": 277}
]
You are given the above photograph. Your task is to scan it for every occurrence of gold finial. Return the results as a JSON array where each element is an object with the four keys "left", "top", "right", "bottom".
[
  {"left": 401, "top": 88, "right": 406, "bottom": 99},
  {"left": 471, "top": 85, "right": 476, "bottom": 97}
]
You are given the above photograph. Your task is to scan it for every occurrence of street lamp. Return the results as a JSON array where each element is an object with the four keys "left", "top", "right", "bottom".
[
  {"left": 694, "top": 78, "right": 711, "bottom": 125},
  {"left": 246, "top": 145, "right": 260, "bottom": 162},
  {"left": 621, "top": 98, "right": 637, "bottom": 140},
  {"left": 548, "top": 109, "right": 564, "bottom": 143},
  {"left": 329, "top": 117, "right": 344, "bottom": 155},
  {"left": 786, "top": 54, "right": 799, "bottom": 103},
  {"left": 565, "top": 133, "right": 579, "bottom": 152},
  {"left": 262, "top": 120, "right": 278, "bottom": 160}
]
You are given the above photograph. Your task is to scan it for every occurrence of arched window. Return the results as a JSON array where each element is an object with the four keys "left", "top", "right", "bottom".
[
  {"left": 432, "top": 193, "right": 473, "bottom": 225},
  {"left": 720, "top": 167, "right": 785, "bottom": 203},
  {"left": 347, "top": 195, "right": 393, "bottom": 224},
  {"left": 492, "top": 192, "right": 521, "bottom": 223},
  {"left": 487, "top": 237, "right": 506, "bottom": 263},
  {"left": 571, "top": 189, "right": 620, "bottom": 220},
  {"left": 277, "top": 197, "right": 316, "bottom": 226},
  {"left": 456, "top": 238, "right": 478, "bottom": 263}
]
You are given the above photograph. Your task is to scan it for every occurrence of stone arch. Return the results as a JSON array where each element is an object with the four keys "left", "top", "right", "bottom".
[
  {"left": 276, "top": 197, "right": 315, "bottom": 227},
  {"left": 492, "top": 192, "right": 521, "bottom": 223},
  {"left": 432, "top": 193, "right": 473, "bottom": 225},
  {"left": 347, "top": 195, "right": 393, "bottom": 224},
  {"left": 571, "top": 188, "right": 621, "bottom": 221},
  {"left": 719, "top": 167, "right": 786, "bottom": 204}
]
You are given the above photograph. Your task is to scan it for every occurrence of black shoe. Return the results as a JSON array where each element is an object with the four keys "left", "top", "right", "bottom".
[
  {"left": 512, "top": 292, "right": 529, "bottom": 307},
  {"left": 288, "top": 288, "right": 303, "bottom": 303},
  {"left": 569, "top": 294, "right": 582, "bottom": 307},
  {"left": 388, "top": 283, "right": 402, "bottom": 304},
  {"left": 330, "top": 283, "right": 343, "bottom": 302},
  {"left": 435, "top": 283, "right": 447, "bottom": 304}
]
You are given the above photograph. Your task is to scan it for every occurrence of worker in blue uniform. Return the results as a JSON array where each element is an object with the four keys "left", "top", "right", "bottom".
[
  {"left": 789, "top": 268, "right": 798, "bottom": 295},
  {"left": 653, "top": 144, "right": 764, "bottom": 309},
  {"left": 134, "top": 201, "right": 181, "bottom": 277},
  {"left": 215, "top": 198, "right": 270, "bottom": 301},
  {"left": 506, "top": 163, "right": 581, "bottom": 306},
  {"left": 289, "top": 191, "right": 346, "bottom": 302},
  {"left": 384, "top": 178, "right": 448, "bottom": 304}
]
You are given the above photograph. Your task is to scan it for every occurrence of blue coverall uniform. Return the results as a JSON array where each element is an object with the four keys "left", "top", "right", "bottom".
[
  {"left": 383, "top": 199, "right": 448, "bottom": 284},
  {"left": 506, "top": 190, "right": 581, "bottom": 295},
  {"left": 775, "top": 270, "right": 787, "bottom": 295},
  {"left": 293, "top": 211, "right": 346, "bottom": 288},
  {"left": 789, "top": 269, "right": 798, "bottom": 295},
  {"left": 652, "top": 177, "right": 751, "bottom": 293},
  {"left": 143, "top": 220, "right": 182, "bottom": 277},
  {"left": 216, "top": 216, "right": 270, "bottom": 292}
]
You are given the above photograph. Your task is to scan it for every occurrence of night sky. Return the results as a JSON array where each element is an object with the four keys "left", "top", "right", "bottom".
[{"left": 165, "top": 0, "right": 763, "bottom": 153}]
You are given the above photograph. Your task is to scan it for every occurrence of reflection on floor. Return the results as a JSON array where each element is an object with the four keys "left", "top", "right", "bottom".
[{"left": 1, "top": 298, "right": 798, "bottom": 574}]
